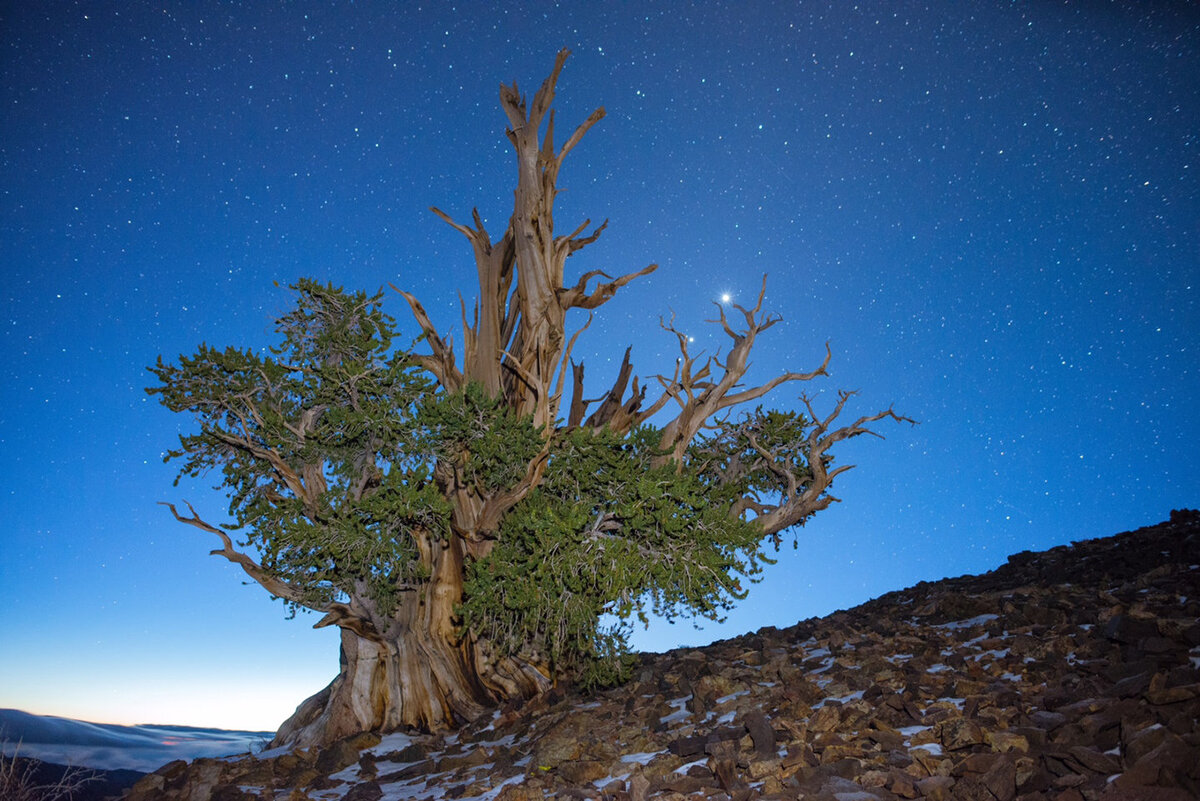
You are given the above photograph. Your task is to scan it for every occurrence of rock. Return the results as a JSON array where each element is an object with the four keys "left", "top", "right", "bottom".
[
  {"left": 985, "top": 729, "right": 1030, "bottom": 753},
  {"left": 915, "top": 774, "right": 956, "bottom": 800},
  {"left": 341, "top": 781, "right": 383, "bottom": 801},
  {"left": 1028, "top": 710, "right": 1067, "bottom": 731},
  {"left": 983, "top": 755, "right": 1018, "bottom": 801},
  {"left": 939, "top": 718, "right": 984, "bottom": 750},
  {"left": 1066, "top": 744, "right": 1121, "bottom": 775},
  {"left": 742, "top": 709, "right": 776, "bottom": 758},
  {"left": 628, "top": 769, "right": 651, "bottom": 801},
  {"left": 530, "top": 716, "right": 586, "bottom": 768},
  {"left": 315, "top": 732, "right": 380, "bottom": 773},
  {"left": 1116, "top": 732, "right": 1200, "bottom": 791},
  {"left": 558, "top": 759, "right": 609, "bottom": 784},
  {"left": 809, "top": 703, "right": 841, "bottom": 732},
  {"left": 1104, "top": 615, "right": 1159, "bottom": 644},
  {"left": 887, "top": 770, "right": 919, "bottom": 798}
]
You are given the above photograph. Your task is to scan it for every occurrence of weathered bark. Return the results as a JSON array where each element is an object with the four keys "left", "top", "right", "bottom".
[
  {"left": 272, "top": 600, "right": 547, "bottom": 749},
  {"left": 165, "top": 501, "right": 548, "bottom": 748},
  {"left": 275, "top": 538, "right": 548, "bottom": 748},
  {"left": 405, "top": 48, "right": 656, "bottom": 437}
]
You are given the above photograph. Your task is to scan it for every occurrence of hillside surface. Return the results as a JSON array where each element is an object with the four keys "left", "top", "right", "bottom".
[{"left": 124, "top": 510, "right": 1200, "bottom": 801}]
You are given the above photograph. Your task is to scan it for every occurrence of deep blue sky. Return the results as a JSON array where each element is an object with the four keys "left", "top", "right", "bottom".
[{"left": 2, "top": 2, "right": 1196, "bottom": 730}]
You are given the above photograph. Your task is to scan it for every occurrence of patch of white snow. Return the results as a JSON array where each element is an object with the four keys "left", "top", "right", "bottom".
[{"left": 934, "top": 614, "right": 1000, "bottom": 630}]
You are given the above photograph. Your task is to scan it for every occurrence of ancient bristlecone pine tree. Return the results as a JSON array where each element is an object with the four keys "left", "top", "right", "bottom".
[{"left": 148, "top": 50, "right": 913, "bottom": 749}]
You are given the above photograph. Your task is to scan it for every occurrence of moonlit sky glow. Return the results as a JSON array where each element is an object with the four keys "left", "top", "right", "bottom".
[{"left": 2, "top": 4, "right": 1197, "bottom": 730}]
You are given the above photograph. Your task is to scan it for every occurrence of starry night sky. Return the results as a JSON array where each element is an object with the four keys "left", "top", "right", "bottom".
[{"left": 2, "top": 3, "right": 1197, "bottom": 730}]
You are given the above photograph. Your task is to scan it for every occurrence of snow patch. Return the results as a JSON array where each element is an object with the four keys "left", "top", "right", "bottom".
[
  {"left": 934, "top": 614, "right": 999, "bottom": 630},
  {"left": 367, "top": 731, "right": 419, "bottom": 755},
  {"left": 813, "top": 689, "right": 866, "bottom": 710},
  {"left": 659, "top": 695, "right": 692, "bottom": 725},
  {"left": 898, "top": 725, "right": 931, "bottom": 740}
]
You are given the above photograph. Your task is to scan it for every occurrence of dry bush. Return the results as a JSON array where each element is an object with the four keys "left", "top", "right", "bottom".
[{"left": 0, "top": 742, "right": 97, "bottom": 801}]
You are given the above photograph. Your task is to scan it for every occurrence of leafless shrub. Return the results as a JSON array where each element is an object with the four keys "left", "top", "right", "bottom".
[{"left": 0, "top": 742, "right": 98, "bottom": 801}]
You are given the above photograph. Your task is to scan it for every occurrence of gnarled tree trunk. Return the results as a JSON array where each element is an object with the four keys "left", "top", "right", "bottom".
[{"left": 270, "top": 535, "right": 549, "bottom": 749}]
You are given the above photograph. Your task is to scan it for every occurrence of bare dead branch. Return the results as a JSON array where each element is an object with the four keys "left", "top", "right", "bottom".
[
  {"left": 583, "top": 347, "right": 637, "bottom": 429},
  {"left": 315, "top": 605, "right": 382, "bottom": 641},
  {"left": 430, "top": 206, "right": 477, "bottom": 241},
  {"left": 718, "top": 342, "right": 832, "bottom": 409},
  {"left": 743, "top": 393, "right": 917, "bottom": 535},
  {"left": 567, "top": 360, "right": 588, "bottom": 427},
  {"left": 390, "top": 283, "right": 463, "bottom": 391},
  {"left": 560, "top": 263, "right": 659, "bottom": 310},
  {"left": 557, "top": 106, "right": 606, "bottom": 165},
  {"left": 209, "top": 428, "right": 309, "bottom": 503},
  {"left": 159, "top": 501, "right": 319, "bottom": 610},
  {"left": 552, "top": 314, "right": 592, "bottom": 424}
]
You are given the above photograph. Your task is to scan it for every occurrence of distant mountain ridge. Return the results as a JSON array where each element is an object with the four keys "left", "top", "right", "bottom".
[{"left": 0, "top": 708, "right": 271, "bottom": 772}]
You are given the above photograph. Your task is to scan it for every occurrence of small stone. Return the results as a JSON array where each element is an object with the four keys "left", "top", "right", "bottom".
[
  {"left": 1146, "top": 684, "right": 1198, "bottom": 705},
  {"left": 915, "top": 774, "right": 956, "bottom": 800},
  {"left": 746, "top": 757, "right": 781, "bottom": 780},
  {"left": 1117, "top": 732, "right": 1199, "bottom": 790},
  {"left": 1066, "top": 745, "right": 1121, "bottom": 775},
  {"left": 864, "top": 721, "right": 905, "bottom": 751},
  {"left": 1028, "top": 710, "right": 1067, "bottom": 731},
  {"left": 341, "top": 782, "right": 383, "bottom": 801},
  {"left": 1124, "top": 723, "right": 1171, "bottom": 766},
  {"left": 888, "top": 770, "right": 919, "bottom": 798},
  {"left": 559, "top": 760, "right": 609, "bottom": 784},
  {"left": 939, "top": 718, "right": 984, "bottom": 750},
  {"left": 983, "top": 756, "right": 1017, "bottom": 801},
  {"left": 742, "top": 709, "right": 776, "bottom": 758},
  {"left": 809, "top": 703, "right": 841, "bottom": 732},
  {"left": 985, "top": 729, "right": 1030, "bottom": 753},
  {"left": 628, "top": 770, "right": 651, "bottom": 801},
  {"left": 953, "top": 752, "right": 1000, "bottom": 775}
]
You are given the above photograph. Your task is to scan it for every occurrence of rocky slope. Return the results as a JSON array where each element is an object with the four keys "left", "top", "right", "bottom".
[{"left": 125, "top": 510, "right": 1200, "bottom": 800}]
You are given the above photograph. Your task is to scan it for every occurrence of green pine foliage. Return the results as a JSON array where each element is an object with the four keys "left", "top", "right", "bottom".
[
  {"left": 148, "top": 280, "right": 442, "bottom": 616},
  {"left": 462, "top": 424, "right": 767, "bottom": 688},
  {"left": 148, "top": 280, "right": 816, "bottom": 688}
]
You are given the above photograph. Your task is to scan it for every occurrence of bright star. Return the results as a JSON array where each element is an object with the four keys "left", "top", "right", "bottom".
[{"left": 720, "top": 293, "right": 731, "bottom": 304}]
